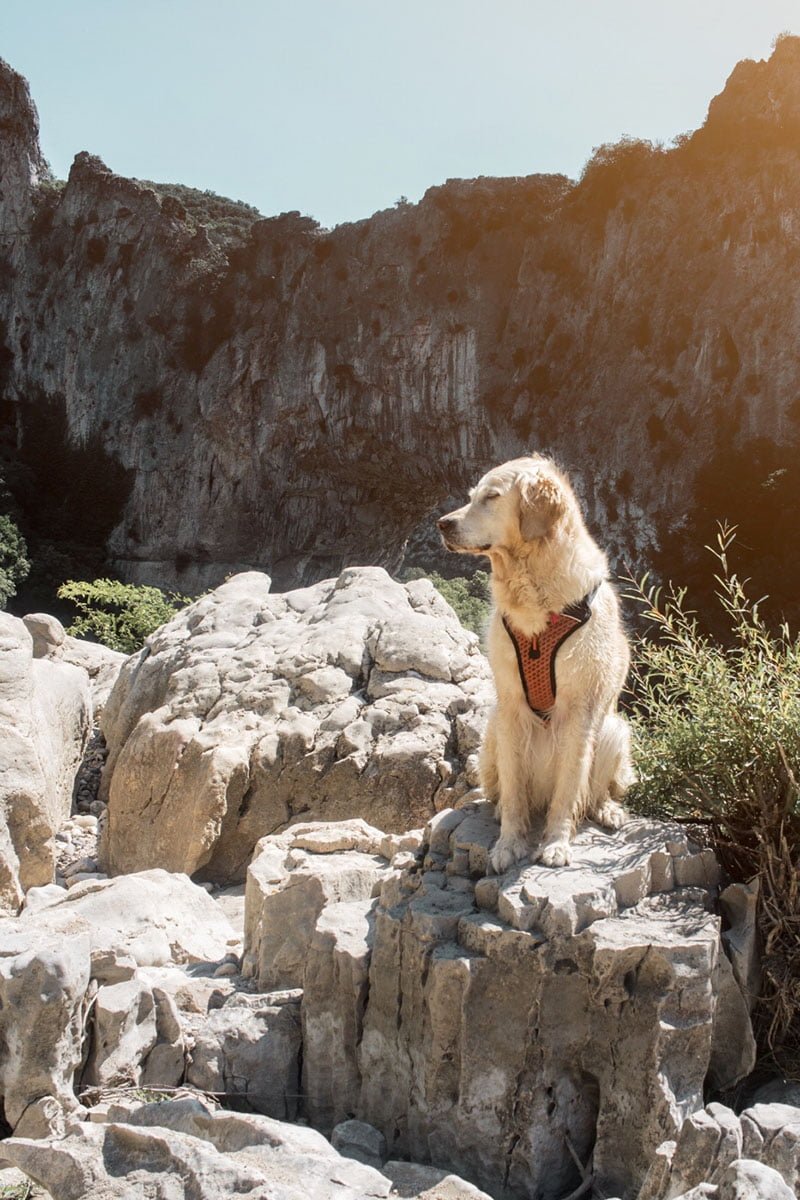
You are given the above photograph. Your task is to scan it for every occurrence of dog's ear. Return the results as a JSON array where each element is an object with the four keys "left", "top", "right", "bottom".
[{"left": 518, "top": 472, "right": 566, "bottom": 540}]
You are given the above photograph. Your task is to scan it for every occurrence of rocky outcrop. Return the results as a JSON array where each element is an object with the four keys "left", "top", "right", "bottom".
[
  {"left": 4, "top": 44, "right": 800, "bottom": 616},
  {"left": 241, "top": 804, "right": 755, "bottom": 1200},
  {"left": 639, "top": 1101, "right": 800, "bottom": 1199},
  {"left": 99, "top": 568, "right": 491, "bottom": 882},
  {"left": 0, "top": 613, "right": 91, "bottom": 911}
]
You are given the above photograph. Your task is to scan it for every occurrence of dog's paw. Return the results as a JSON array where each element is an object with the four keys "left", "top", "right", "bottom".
[
  {"left": 594, "top": 800, "right": 627, "bottom": 831},
  {"left": 537, "top": 838, "right": 572, "bottom": 868},
  {"left": 490, "top": 834, "right": 529, "bottom": 874}
]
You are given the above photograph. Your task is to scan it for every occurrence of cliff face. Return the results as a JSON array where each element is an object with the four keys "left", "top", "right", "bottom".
[{"left": 2, "top": 40, "right": 800, "bottom": 617}]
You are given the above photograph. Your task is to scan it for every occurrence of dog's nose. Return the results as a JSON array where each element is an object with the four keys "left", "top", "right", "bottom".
[{"left": 438, "top": 516, "right": 457, "bottom": 533}]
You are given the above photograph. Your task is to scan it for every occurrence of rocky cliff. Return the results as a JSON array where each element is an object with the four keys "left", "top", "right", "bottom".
[{"left": 2, "top": 40, "right": 800, "bottom": 616}]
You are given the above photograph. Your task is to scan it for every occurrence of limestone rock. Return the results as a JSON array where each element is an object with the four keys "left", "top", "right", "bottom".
[
  {"left": 0, "top": 932, "right": 90, "bottom": 1129},
  {"left": 22, "top": 611, "right": 65, "bottom": 657},
  {"left": 303, "top": 898, "right": 376, "bottom": 1130},
  {"left": 2, "top": 1097, "right": 394, "bottom": 1199},
  {"left": 83, "top": 976, "right": 158, "bottom": 1087},
  {"left": 275, "top": 804, "right": 753, "bottom": 1200},
  {"left": 243, "top": 819, "right": 390, "bottom": 990},
  {"left": 0, "top": 868, "right": 240, "bottom": 965},
  {"left": 714, "top": 1159, "right": 795, "bottom": 1200},
  {"left": 99, "top": 568, "right": 492, "bottom": 882},
  {"left": 186, "top": 992, "right": 302, "bottom": 1118},
  {"left": 0, "top": 614, "right": 91, "bottom": 910},
  {"left": 640, "top": 1103, "right": 800, "bottom": 1200}
]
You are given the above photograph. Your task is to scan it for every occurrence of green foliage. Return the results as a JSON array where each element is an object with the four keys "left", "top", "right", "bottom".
[
  {"left": 0, "top": 512, "right": 30, "bottom": 610},
  {"left": 141, "top": 181, "right": 261, "bottom": 249},
  {"left": 626, "top": 525, "right": 800, "bottom": 1070},
  {"left": 57, "top": 578, "right": 191, "bottom": 654},
  {"left": 404, "top": 569, "right": 492, "bottom": 635},
  {"left": 0, "top": 1181, "right": 32, "bottom": 1200}
]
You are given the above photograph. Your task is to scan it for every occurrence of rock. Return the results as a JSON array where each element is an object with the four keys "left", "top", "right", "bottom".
[
  {"left": 707, "top": 947, "right": 757, "bottom": 1091},
  {"left": 243, "top": 820, "right": 390, "bottom": 989},
  {"left": 640, "top": 1103, "right": 800, "bottom": 1200},
  {"left": 140, "top": 986, "right": 186, "bottom": 1088},
  {"left": 719, "top": 879, "right": 761, "bottom": 1010},
  {"left": 2, "top": 1097, "right": 395, "bottom": 1199},
  {"left": 279, "top": 804, "right": 752, "bottom": 1200},
  {"left": 331, "top": 1119, "right": 387, "bottom": 1169},
  {"left": 61, "top": 635, "right": 127, "bottom": 715},
  {"left": 715, "top": 1159, "right": 795, "bottom": 1200},
  {"left": 0, "top": 613, "right": 91, "bottom": 909},
  {"left": 383, "top": 1161, "right": 494, "bottom": 1199},
  {"left": 83, "top": 976, "right": 158, "bottom": 1087},
  {"left": 0, "top": 933, "right": 90, "bottom": 1129},
  {"left": 302, "top": 898, "right": 377, "bottom": 1130},
  {"left": 99, "top": 568, "right": 492, "bottom": 882},
  {"left": 22, "top": 611, "right": 66, "bottom": 656},
  {"left": 186, "top": 991, "right": 302, "bottom": 1119},
  {"left": 0, "top": 868, "right": 240, "bottom": 965}
]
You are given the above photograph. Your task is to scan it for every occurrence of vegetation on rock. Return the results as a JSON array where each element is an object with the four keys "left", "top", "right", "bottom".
[
  {"left": 57, "top": 578, "right": 190, "bottom": 654},
  {"left": 140, "top": 181, "right": 262, "bottom": 249},
  {"left": 627, "top": 525, "right": 800, "bottom": 1073},
  {"left": 0, "top": 511, "right": 30, "bottom": 611}
]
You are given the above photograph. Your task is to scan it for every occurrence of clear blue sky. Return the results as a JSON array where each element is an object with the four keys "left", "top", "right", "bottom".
[{"left": 2, "top": 1, "right": 799, "bottom": 228}]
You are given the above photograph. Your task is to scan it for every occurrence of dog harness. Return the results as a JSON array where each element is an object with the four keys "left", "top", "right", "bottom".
[{"left": 502, "top": 584, "right": 601, "bottom": 722}]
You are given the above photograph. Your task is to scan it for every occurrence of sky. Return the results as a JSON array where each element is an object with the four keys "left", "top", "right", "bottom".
[{"left": 2, "top": 1, "right": 800, "bottom": 229}]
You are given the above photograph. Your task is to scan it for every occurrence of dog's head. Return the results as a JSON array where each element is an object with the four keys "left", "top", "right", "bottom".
[{"left": 438, "top": 455, "right": 569, "bottom": 556}]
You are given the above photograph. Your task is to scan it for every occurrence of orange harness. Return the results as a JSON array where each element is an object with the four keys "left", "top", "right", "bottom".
[{"left": 502, "top": 585, "right": 600, "bottom": 723}]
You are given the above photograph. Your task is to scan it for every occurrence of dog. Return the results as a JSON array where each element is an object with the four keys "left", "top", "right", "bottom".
[{"left": 438, "top": 454, "right": 635, "bottom": 871}]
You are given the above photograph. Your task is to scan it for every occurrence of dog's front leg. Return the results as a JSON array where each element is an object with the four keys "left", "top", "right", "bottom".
[
  {"left": 489, "top": 704, "right": 531, "bottom": 873},
  {"left": 538, "top": 710, "right": 597, "bottom": 867}
]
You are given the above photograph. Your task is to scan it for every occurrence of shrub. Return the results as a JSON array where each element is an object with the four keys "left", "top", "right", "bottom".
[
  {"left": 0, "top": 513, "right": 30, "bottom": 610},
  {"left": 57, "top": 578, "right": 191, "bottom": 654},
  {"left": 625, "top": 524, "right": 800, "bottom": 1072}
]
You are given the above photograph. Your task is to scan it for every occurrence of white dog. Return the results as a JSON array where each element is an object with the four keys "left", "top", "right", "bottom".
[{"left": 439, "top": 454, "right": 634, "bottom": 871}]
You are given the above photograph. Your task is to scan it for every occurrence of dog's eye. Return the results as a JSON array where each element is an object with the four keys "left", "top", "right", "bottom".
[{"left": 484, "top": 491, "right": 501, "bottom": 502}]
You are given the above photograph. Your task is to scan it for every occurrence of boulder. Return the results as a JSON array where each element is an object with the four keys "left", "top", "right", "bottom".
[
  {"left": 2, "top": 1097, "right": 394, "bottom": 1199},
  {"left": 0, "top": 613, "right": 91, "bottom": 909},
  {"left": 248, "top": 804, "right": 754, "bottom": 1200},
  {"left": 99, "top": 568, "right": 492, "bottom": 882},
  {"left": 383, "top": 1161, "right": 494, "bottom": 1199}
]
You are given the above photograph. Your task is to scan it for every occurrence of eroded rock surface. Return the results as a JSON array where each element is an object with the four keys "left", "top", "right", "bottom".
[
  {"left": 3, "top": 1096, "right": 394, "bottom": 1200},
  {"left": 242, "top": 803, "right": 755, "bottom": 1200},
  {"left": 100, "top": 568, "right": 491, "bottom": 882},
  {"left": 639, "top": 1101, "right": 800, "bottom": 1199},
  {"left": 0, "top": 613, "right": 91, "bottom": 911}
]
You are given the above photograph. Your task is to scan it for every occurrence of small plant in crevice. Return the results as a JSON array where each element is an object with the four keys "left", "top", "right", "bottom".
[{"left": 624, "top": 524, "right": 800, "bottom": 1075}]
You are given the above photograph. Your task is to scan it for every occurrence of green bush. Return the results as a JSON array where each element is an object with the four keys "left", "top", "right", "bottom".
[
  {"left": 626, "top": 524, "right": 800, "bottom": 1071},
  {"left": 0, "top": 513, "right": 30, "bottom": 610},
  {"left": 57, "top": 578, "right": 191, "bottom": 654}
]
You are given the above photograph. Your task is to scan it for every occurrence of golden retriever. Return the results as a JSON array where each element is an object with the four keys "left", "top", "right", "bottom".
[{"left": 438, "top": 454, "right": 634, "bottom": 871}]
